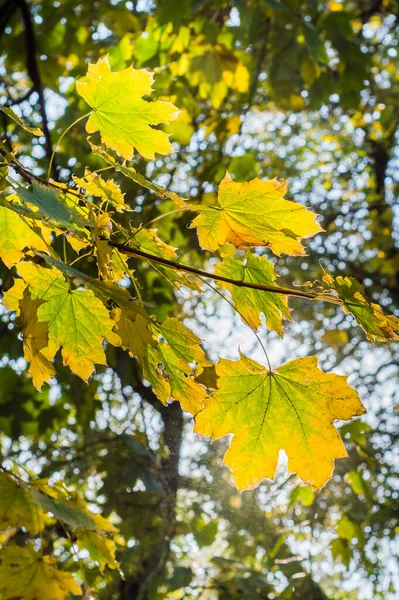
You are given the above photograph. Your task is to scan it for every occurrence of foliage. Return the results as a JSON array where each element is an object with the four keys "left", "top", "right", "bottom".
[{"left": 0, "top": 1, "right": 398, "bottom": 599}]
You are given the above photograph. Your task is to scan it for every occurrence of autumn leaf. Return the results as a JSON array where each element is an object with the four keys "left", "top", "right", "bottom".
[
  {"left": 0, "top": 545, "right": 81, "bottom": 600},
  {"left": 76, "top": 56, "right": 179, "bottom": 159},
  {"left": 0, "top": 205, "right": 48, "bottom": 267},
  {"left": 215, "top": 253, "right": 291, "bottom": 335},
  {"left": 30, "top": 483, "right": 116, "bottom": 533},
  {"left": 16, "top": 262, "right": 119, "bottom": 383},
  {"left": 19, "top": 291, "right": 56, "bottom": 390},
  {"left": 143, "top": 318, "right": 211, "bottom": 414},
  {"left": 112, "top": 303, "right": 155, "bottom": 363},
  {"left": 322, "top": 272, "right": 399, "bottom": 342},
  {"left": 190, "top": 172, "right": 322, "bottom": 255},
  {"left": 0, "top": 472, "right": 46, "bottom": 535},
  {"left": 76, "top": 530, "right": 119, "bottom": 570},
  {"left": 1, "top": 106, "right": 43, "bottom": 136},
  {"left": 74, "top": 169, "right": 127, "bottom": 212},
  {"left": 194, "top": 355, "right": 366, "bottom": 491},
  {"left": 17, "top": 182, "right": 86, "bottom": 230}
]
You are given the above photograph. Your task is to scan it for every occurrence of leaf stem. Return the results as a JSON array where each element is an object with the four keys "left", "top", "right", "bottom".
[{"left": 47, "top": 111, "right": 92, "bottom": 179}]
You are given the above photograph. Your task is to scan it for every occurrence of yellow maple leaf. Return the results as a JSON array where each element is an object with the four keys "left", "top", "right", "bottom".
[
  {"left": 0, "top": 205, "right": 48, "bottom": 268},
  {"left": 19, "top": 292, "right": 56, "bottom": 390},
  {"left": 76, "top": 56, "right": 179, "bottom": 159},
  {"left": 194, "top": 355, "right": 366, "bottom": 491},
  {"left": 74, "top": 169, "right": 127, "bottom": 212},
  {"left": 190, "top": 173, "right": 322, "bottom": 255},
  {"left": 0, "top": 545, "right": 81, "bottom": 600}
]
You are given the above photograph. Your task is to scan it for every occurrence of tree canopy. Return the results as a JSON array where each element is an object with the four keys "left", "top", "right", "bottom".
[{"left": 0, "top": 1, "right": 398, "bottom": 598}]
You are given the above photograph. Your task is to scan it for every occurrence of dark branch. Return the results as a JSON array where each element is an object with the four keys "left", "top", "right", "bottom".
[
  {"left": 14, "top": 0, "right": 57, "bottom": 179},
  {"left": 107, "top": 239, "right": 341, "bottom": 304}
]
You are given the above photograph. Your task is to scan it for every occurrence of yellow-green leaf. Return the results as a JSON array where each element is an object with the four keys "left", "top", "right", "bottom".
[
  {"left": 323, "top": 272, "right": 399, "bottom": 342},
  {"left": 190, "top": 172, "right": 322, "bottom": 255},
  {"left": 0, "top": 472, "right": 45, "bottom": 535},
  {"left": 143, "top": 318, "right": 211, "bottom": 414},
  {"left": 30, "top": 484, "right": 116, "bottom": 534},
  {"left": 77, "top": 530, "right": 119, "bottom": 570},
  {"left": 74, "top": 169, "right": 127, "bottom": 212},
  {"left": 17, "top": 262, "right": 118, "bottom": 382},
  {"left": 76, "top": 56, "right": 179, "bottom": 159},
  {"left": 19, "top": 292, "right": 56, "bottom": 390},
  {"left": 194, "top": 355, "right": 365, "bottom": 491},
  {"left": 214, "top": 253, "right": 291, "bottom": 335},
  {"left": 1, "top": 106, "right": 43, "bottom": 136},
  {"left": 0, "top": 545, "right": 81, "bottom": 600},
  {"left": 0, "top": 205, "right": 47, "bottom": 268}
]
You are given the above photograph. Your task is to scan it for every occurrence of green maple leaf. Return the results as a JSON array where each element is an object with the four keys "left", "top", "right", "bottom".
[
  {"left": 16, "top": 182, "right": 85, "bottom": 229},
  {"left": 194, "top": 355, "right": 366, "bottom": 491},
  {"left": 16, "top": 262, "right": 119, "bottom": 383},
  {"left": 215, "top": 253, "right": 291, "bottom": 335},
  {"left": 0, "top": 545, "right": 81, "bottom": 600},
  {"left": 30, "top": 482, "right": 116, "bottom": 533},
  {"left": 76, "top": 56, "right": 179, "bottom": 159}
]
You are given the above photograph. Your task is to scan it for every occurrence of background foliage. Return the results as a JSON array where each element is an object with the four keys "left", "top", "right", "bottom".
[{"left": 0, "top": 0, "right": 398, "bottom": 598}]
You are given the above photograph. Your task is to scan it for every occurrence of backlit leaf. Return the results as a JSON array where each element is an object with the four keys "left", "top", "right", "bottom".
[
  {"left": 0, "top": 472, "right": 45, "bottom": 535},
  {"left": 1, "top": 106, "right": 43, "bottom": 136},
  {"left": 215, "top": 253, "right": 291, "bottom": 335},
  {"left": 0, "top": 205, "right": 48, "bottom": 268},
  {"left": 190, "top": 173, "right": 322, "bottom": 255},
  {"left": 17, "top": 182, "right": 86, "bottom": 230},
  {"left": 194, "top": 355, "right": 365, "bottom": 491},
  {"left": 17, "top": 262, "right": 119, "bottom": 383},
  {"left": 19, "top": 292, "right": 56, "bottom": 390},
  {"left": 0, "top": 545, "right": 81, "bottom": 600},
  {"left": 76, "top": 530, "right": 119, "bottom": 570},
  {"left": 76, "top": 56, "right": 179, "bottom": 159},
  {"left": 322, "top": 272, "right": 399, "bottom": 342},
  {"left": 74, "top": 169, "right": 127, "bottom": 212}
]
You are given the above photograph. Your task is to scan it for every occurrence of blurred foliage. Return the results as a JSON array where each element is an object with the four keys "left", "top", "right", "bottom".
[{"left": 0, "top": 0, "right": 398, "bottom": 598}]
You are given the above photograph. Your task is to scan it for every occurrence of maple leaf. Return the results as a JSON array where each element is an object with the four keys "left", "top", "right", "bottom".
[
  {"left": 17, "top": 182, "right": 85, "bottom": 230},
  {"left": 190, "top": 172, "right": 322, "bottom": 255},
  {"left": 0, "top": 205, "right": 48, "bottom": 267},
  {"left": 215, "top": 253, "right": 291, "bottom": 335},
  {"left": 77, "top": 530, "right": 119, "bottom": 571},
  {"left": 1, "top": 106, "right": 43, "bottom": 136},
  {"left": 30, "top": 483, "right": 116, "bottom": 533},
  {"left": 143, "top": 318, "right": 211, "bottom": 414},
  {"left": 0, "top": 472, "right": 46, "bottom": 535},
  {"left": 74, "top": 169, "right": 127, "bottom": 212},
  {"left": 112, "top": 303, "right": 155, "bottom": 363},
  {"left": 194, "top": 355, "right": 366, "bottom": 491},
  {"left": 76, "top": 56, "right": 179, "bottom": 159},
  {"left": 322, "top": 272, "right": 399, "bottom": 342},
  {"left": 19, "top": 292, "right": 56, "bottom": 390},
  {"left": 0, "top": 545, "right": 81, "bottom": 600},
  {"left": 16, "top": 262, "right": 119, "bottom": 383},
  {"left": 96, "top": 240, "right": 126, "bottom": 282}
]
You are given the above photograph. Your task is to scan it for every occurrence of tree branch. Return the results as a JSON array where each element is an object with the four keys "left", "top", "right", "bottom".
[
  {"left": 14, "top": 0, "right": 57, "bottom": 178},
  {"left": 106, "top": 239, "right": 341, "bottom": 304}
]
